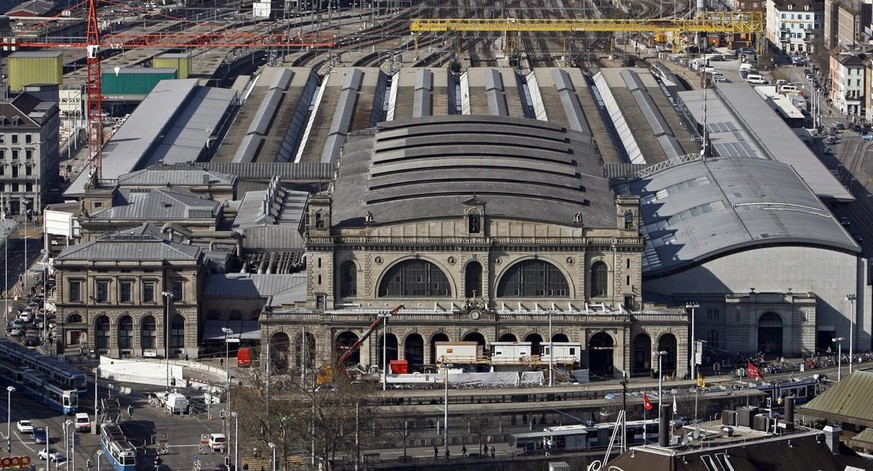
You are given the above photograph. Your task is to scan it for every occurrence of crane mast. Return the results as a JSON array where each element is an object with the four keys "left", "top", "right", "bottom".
[{"left": 85, "top": 0, "right": 101, "bottom": 181}]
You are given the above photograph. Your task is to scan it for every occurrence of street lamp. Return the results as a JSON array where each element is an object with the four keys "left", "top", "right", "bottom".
[
  {"left": 64, "top": 419, "right": 74, "bottom": 471},
  {"left": 377, "top": 312, "right": 392, "bottom": 391},
  {"left": 6, "top": 386, "right": 14, "bottom": 454},
  {"left": 94, "top": 365, "right": 100, "bottom": 435},
  {"left": 40, "top": 248, "right": 47, "bottom": 344},
  {"left": 221, "top": 327, "right": 234, "bottom": 437},
  {"left": 657, "top": 351, "right": 667, "bottom": 425},
  {"left": 686, "top": 303, "right": 699, "bottom": 381},
  {"left": 231, "top": 412, "right": 239, "bottom": 471},
  {"left": 268, "top": 442, "right": 276, "bottom": 471},
  {"left": 846, "top": 294, "right": 856, "bottom": 374},
  {"left": 96, "top": 449, "right": 104, "bottom": 471},
  {"left": 833, "top": 337, "right": 845, "bottom": 382},
  {"left": 161, "top": 292, "right": 174, "bottom": 392}
]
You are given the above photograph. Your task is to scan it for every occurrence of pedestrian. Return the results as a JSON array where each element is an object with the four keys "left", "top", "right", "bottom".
[
  {"left": 491, "top": 446, "right": 495, "bottom": 458},
  {"left": 462, "top": 445, "right": 467, "bottom": 457},
  {"left": 433, "top": 446, "right": 438, "bottom": 459},
  {"left": 220, "top": 358, "right": 224, "bottom": 367},
  {"left": 445, "top": 448, "right": 450, "bottom": 461},
  {"left": 185, "top": 353, "right": 189, "bottom": 362}
]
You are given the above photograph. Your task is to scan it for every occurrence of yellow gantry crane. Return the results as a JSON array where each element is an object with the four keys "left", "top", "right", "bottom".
[{"left": 409, "top": 10, "right": 764, "bottom": 59}]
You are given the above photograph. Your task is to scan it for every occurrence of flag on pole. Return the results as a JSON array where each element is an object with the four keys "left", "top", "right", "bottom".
[
  {"left": 747, "top": 362, "right": 763, "bottom": 380},
  {"left": 643, "top": 392, "right": 654, "bottom": 411},
  {"left": 697, "top": 372, "right": 706, "bottom": 388},
  {"left": 673, "top": 394, "right": 678, "bottom": 416}
]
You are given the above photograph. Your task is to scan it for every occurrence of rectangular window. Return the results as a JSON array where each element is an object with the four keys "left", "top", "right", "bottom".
[
  {"left": 119, "top": 281, "right": 132, "bottom": 303},
  {"left": 11, "top": 134, "right": 17, "bottom": 144},
  {"left": 25, "top": 149, "right": 32, "bottom": 160},
  {"left": 143, "top": 282, "right": 156, "bottom": 303},
  {"left": 24, "top": 134, "right": 31, "bottom": 144},
  {"left": 96, "top": 281, "right": 109, "bottom": 302},
  {"left": 25, "top": 183, "right": 31, "bottom": 192},
  {"left": 11, "top": 150, "right": 17, "bottom": 160},
  {"left": 25, "top": 166, "right": 31, "bottom": 177},
  {"left": 69, "top": 280, "right": 82, "bottom": 302},
  {"left": 171, "top": 280, "right": 183, "bottom": 301}
]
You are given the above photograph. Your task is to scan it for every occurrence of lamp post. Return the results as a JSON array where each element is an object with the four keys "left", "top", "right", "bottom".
[
  {"left": 846, "top": 294, "right": 856, "bottom": 374},
  {"left": 268, "top": 442, "right": 276, "bottom": 471},
  {"left": 833, "top": 337, "right": 845, "bottom": 382},
  {"left": 686, "top": 303, "right": 699, "bottom": 381},
  {"left": 657, "top": 351, "right": 667, "bottom": 425},
  {"left": 6, "top": 386, "right": 14, "bottom": 454},
  {"left": 96, "top": 449, "right": 104, "bottom": 471},
  {"left": 94, "top": 365, "right": 100, "bottom": 435},
  {"left": 40, "top": 248, "right": 47, "bottom": 343},
  {"left": 64, "top": 419, "right": 74, "bottom": 471},
  {"left": 221, "top": 327, "right": 234, "bottom": 437},
  {"left": 378, "top": 312, "right": 392, "bottom": 391},
  {"left": 161, "top": 292, "right": 174, "bottom": 392},
  {"left": 231, "top": 412, "right": 239, "bottom": 471},
  {"left": 548, "top": 310, "right": 554, "bottom": 387}
]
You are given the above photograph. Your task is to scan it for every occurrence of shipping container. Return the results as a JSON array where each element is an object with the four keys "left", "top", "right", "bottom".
[
  {"left": 101, "top": 68, "right": 177, "bottom": 97},
  {"left": 8, "top": 51, "right": 63, "bottom": 92},
  {"left": 389, "top": 359, "right": 408, "bottom": 374},
  {"left": 490, "top": 342, "right": 533, "bottom": 365},
  {"left": 154, "top": 53, "right": 192, "bottom": 79}
]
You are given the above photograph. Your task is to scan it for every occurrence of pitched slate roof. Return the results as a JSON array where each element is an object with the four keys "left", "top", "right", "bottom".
[
  {"left": 800, "top": 370, "right": 873, "bottom": 428},
  {"left": 89, "top": 187, "right": 220, "bottom": 221},
  {"left": 117, "top": 163, "right": 237, "bottom": 187},
  {"left": 56, "top": 224, "right": 202, "bottom": 262}
]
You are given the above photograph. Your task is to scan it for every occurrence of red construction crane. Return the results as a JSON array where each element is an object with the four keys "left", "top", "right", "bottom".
[{"left": 1, "top": 0, "right": 335, "bottom": 181}]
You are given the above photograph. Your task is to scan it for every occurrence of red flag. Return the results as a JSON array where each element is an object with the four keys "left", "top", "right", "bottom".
[
  {"left": 747, "top": 362, "right": 763, "bottom": 380},
  {"left": 643, "top": 392, "right": 654, "bottom": 411}
]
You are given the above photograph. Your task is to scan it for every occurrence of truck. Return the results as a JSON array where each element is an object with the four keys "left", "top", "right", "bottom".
[
  {"left": 165, "top": 392, "right": 188, "bottom": 414},
  {"left": 237, "top": 347, "right": 254, "bottom": 367}
]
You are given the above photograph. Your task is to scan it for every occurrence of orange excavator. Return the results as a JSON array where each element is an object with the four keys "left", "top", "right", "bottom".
[{"left": 316, "top": 305, "right": 404, "bottom": 386}]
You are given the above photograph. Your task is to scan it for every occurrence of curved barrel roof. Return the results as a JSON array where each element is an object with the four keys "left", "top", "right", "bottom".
[
  {"left": 331, "top": 115, "right": 616, "bottom": 228},
  {"left": 629, "top": 157, "right": 859, "bottom": 277}
]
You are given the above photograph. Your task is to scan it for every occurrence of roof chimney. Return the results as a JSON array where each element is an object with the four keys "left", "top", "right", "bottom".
[
  {"left": 659, "top": 403, "right": 672, "bottom": 447},
  {"left": 823, "top": 425, "right": 842, "bottom": 454}
]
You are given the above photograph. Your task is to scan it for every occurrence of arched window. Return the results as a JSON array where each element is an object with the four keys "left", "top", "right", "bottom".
[
  {"left": 624, "top": 210, "right": 635, "bottom": 230},
  {"left": 468, "top": 211, "right": 481, "bottom": 234},
  {"left": 314, "top": 210, "right": 325, "bottom": 228},
  {"left": 67, "top": 313, "right": 83, "bottom": 323},
  {"left": 496, "top": 260, "right": 569, "bottom": 297},
  {"left": 590, "top": 261, "right": 608, "bottom": 298},
  {"left": 170, "top": 314, "right": 185, "bottom": 349},
  {"left": 707, "top": 330, "right": 719, "bottom": 349},
  {"left": 378, "top": 260, "right": 451, "bottom": 297},
  {"left": 141, "top": 316, "right": 156, "bottom": 349},
  {"left": 95, "top": 316, "right": 110, "bottom": 350},
  {"left": 339, "top": 261, "right": 357, "bottom": 297},
  {"left": 118, "top": 316, "right": 133, "bottom": 350}
]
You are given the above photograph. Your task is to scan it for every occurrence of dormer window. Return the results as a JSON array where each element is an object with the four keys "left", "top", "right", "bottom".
[
  {"left": 0, "top": 116, "right": 6, "bottom": 126},
  {"left": 11, "top": 116, "right": 19, "bottom": 126},
  {"left": 468, "top": 211, "right": 480, "bottom": 234}
]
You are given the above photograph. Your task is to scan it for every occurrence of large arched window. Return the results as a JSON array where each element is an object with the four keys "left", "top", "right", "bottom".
[
  {"left": 118, "top": 316, "right": 133, "bottom": 350},
  {"left": 590, "top": 261, "right": 608, "bottom": 298},
  {"left": 95, "top": 316, "right": 110, "bottom": 350},
  {"left": 496, "top": 260, "right": 569, "bottom": 297},
  {"left": 378, "top": 260, "right": 451, "bottom": 297},
  {"left": 170, "top": 314, "right": 185, "bottom": 349},
  {"left": 141, "top": 316, "right": 156, "bottom": 349},
  {"left": 339, "top": 261, "right": 357, "bottom": 297}
]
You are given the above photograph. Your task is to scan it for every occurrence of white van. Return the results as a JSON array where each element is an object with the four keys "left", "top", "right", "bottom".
[
  {"left": 208, "top": 433, "right": 227, "bottom": 453},
  {"left": 739, "top": 63, "right": 754, "bottom": 73},
  {"left": 165, "top": 392, "right": 188, "bottom": 414},
  {"left": 746, "top": 74, "right": 767, "bottom": 84},
  {"left": 74, "top": 413, "right": 90, "bottom": 432},
  {"left": 779, "top": 84, "right": 799, "bottom": 93}
]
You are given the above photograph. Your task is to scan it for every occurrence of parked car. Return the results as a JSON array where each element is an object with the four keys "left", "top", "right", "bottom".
[
  {"left": 38, "top": 448, "right": 65, "bottom": 462},
  {"left": 9, "top": 327, "right": 24, "bottom": 337},
  {"left": 17, "top": 310, "right": 32, "bottom": 323},
  {"left": 33, "top": 427, "right": 47, "bottom": 444},
  {"left": 23, "top": 336, "right": 39, "bottom": 347},
  {"left": 16, "top": 420, "right": 33, "bottom": 434},
  {"left": 836, "top": 123, "right": 846, "bottom": 131},
  {"left": 862, "top": 133, "right": 873, "bottom": 141}
]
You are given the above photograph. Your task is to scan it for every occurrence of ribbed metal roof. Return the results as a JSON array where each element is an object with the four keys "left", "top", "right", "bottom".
[
  {"left": 203, "top": 273, "right": 306, "bottom": 307},
  {"left": 56, "top": 224, "right": 202, "bottom": 261},
  {"left": 332, "top": 115, "right": 616, "bottom": 228},
  {"left": 196, "top": 162, "right": 334, "bottom": 181},
  {"left": 629, "top": 157, "right": 859, "bottom": 276},
  {"left": 117, "top": 163, "right": 236, "bottom": 187},
  {"left": 801, "top": 371, "right": 873, "bottom": 428},
  {"left": 89, "top": 187, "right": 219, "bottom": 221}
]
